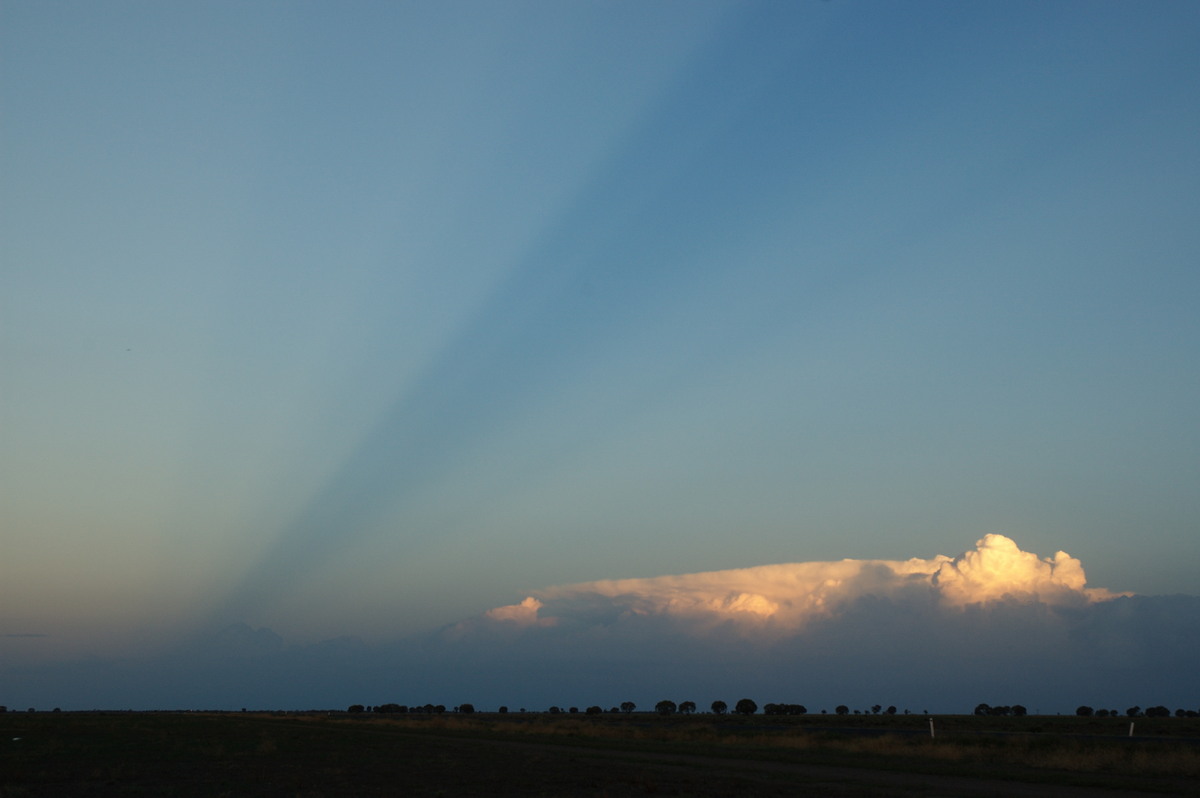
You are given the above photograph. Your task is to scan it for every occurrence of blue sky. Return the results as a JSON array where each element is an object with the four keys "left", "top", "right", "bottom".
[{"left": 3, "top": 1, "right": 1200, "bottom": 709}]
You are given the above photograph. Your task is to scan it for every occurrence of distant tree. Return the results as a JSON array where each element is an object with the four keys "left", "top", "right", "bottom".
[
  {"left": 835, "top": 705, "right": 849, "bottom": 716},
  {"left": 1145, "top": 706, "right": 1170, "bottom": 718},
  {"left": 974, "top": 703, "right": 991, "bottom": 716},
  {"left": 1176, "top": 708, "right": 1187, "bottom": 718},
  {"left": 655, "top": 700, "right": 677, "bottom": 715},
  {"left": 498, "top": 706, "right": 508, "bottom": 714},
  {"left": 376, "top": 703, "right": 403, "bottom": 714},
  {"left": 548, "top": 706, "right": 562, "bottom": 714},
  {"left": 0, "top": 706, "right": 7, "bottom": 713},
  {"left": 679, "top": 701, "right": 696, "bottom": 715},
  {"left": 886, "top": 706, "right": 897, "bottom": 715},
  {"left": 1126, "top": 706, "right": 1141, "bottom": 718},
  {"left": 621, "top": 701, "right": 636, "bottom": 714},
  {"left": 1076, "top": 706, "right": 1093, "bottom": 717},
  {"left": 569, "top": 707, "right": 579, "bottom": 714},
  {"left": 1096, "top": 709, "right": 1109, "bottom": 717},
  {"left": 1012, "top": 705, "right": 1027, "bottom": 717},
  {"left": 458, "top": 703, "right": 475, "bottom": 714},
  {"left": 734, "top": 698, "right": 757, "bottom": 715},
  {"left": 347, "top": 704, "right": 365, "bottom": 713},
  {"left": 711, "top": 700, "right": 727, "bottom": 715},
  {"left": 585, "top": 706, "right": 603, "bottom": 715},
  {"left": 871, "top": 705, "right": 882, "bottom": 715}
]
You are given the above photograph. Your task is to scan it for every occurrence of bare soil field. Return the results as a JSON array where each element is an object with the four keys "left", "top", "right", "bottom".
[{"left": 2, "top": 711, "right": 1198, "bottom": 796}]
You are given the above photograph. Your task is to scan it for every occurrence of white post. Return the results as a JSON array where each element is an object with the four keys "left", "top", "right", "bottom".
[
  {"left": 929, "top": 718, "right": 935, "bottom": 739},
  {"left": 1129, "top": 722, "right": 1135, "bottom": 737}
]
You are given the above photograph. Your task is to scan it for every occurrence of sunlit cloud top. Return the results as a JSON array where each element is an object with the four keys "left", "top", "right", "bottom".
[{"left": 484, "top": 536, "right": 1123, "bottom": 634}]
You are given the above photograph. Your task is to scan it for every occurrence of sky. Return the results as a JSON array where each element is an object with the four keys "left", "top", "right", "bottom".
[{"left": 2, "top": 0, "right": 1199, "bottom": 712}]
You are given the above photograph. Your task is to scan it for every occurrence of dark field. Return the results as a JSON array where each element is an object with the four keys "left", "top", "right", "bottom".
[{"left": 3, "top": 711, "right": 1199, "bottom": 797}]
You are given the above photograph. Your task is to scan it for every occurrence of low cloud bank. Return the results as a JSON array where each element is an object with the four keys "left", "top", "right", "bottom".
[{"left": 8, "top": 537, "right": 1198, "bottom": 714}]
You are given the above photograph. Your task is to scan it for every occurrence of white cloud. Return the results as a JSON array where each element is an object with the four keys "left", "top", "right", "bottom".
[
  {"left": 483, "top": 596, "right": 552, "bottom": 626},
  {"left": 486, "top": 535, "right": 1123, "bottom": 636}
]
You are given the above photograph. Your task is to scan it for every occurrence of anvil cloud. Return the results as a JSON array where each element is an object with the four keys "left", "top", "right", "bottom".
[
  {"left": 431, "top": 537, "right": 1192, "bottom": 713},
  {"left": 481, "top": 535, "right": 1122, "bottom": 634}
]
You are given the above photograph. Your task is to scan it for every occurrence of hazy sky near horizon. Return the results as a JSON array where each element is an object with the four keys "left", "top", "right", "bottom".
[{"left": 3, "top": 0, "right": 1200, "bottom": 675}]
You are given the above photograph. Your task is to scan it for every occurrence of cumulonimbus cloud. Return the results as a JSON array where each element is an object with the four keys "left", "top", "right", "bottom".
[{"left": 481, "top": 535, "right": 1125, "bottom": 635}]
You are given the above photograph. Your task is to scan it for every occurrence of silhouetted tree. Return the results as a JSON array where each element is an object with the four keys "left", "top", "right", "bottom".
[
  {"left": 498, "top": 706, "right": 508, "bottom": 713},
  {"left": 347, "top": 704, "right": 365, "bottom": 713},
  {"left": 1012, "top": 705, "right": 1027, "bottom": 717},
  {"left": 1145, "top": 706, "right": 1170, "bottom": 718},
  {"left": 585, "top": 706, "right": 603, "bottom": 715},
  {"left": 835, "top": 705, "right": 849, "bottom": 716},
  {"left": 734, "top": 698, "right": 757, "bottom": 715},
  {"left": 548, "top": 706, "right": 562, "bottom": 714},
  {"left": 1076, "top": 706, "right": 1093, "bottom": 717},
  {"left": 679, "top": 701, "right": 696, "bottom": 715},
  {"left": 886, "top": 706, "right": 897, "bottom": 715},
  {"left": 871, "top": 704, "right": 882, "bottom": 715},
  {"left": 655, "top": 700, "right": 677, "bottom": 715},
  {"left": 974, "top": 703, "right": 991, "bottom": 716},
  {"left": 1126, "top": 706, "right": 1141, "bottom": 717},
  {"left": 620, "top": 701, "right": 636, "bottom": 714},
  {"left": 457, "top": 703, "right": 475, "bottom": 714},
  {"left": 711, "top": 700, "right": 727, "bottom": 715}
]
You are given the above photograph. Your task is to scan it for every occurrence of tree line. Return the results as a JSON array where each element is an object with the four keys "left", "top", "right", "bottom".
[
  {"left": 337, "top": 700, "right": 1200, "bottom": 717},
  {"left": 1075, "top": 705, "right": 1199, "bottom": 718},
  {"left": 344, "top": 700, "right": 916, "bottom": 716}
]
